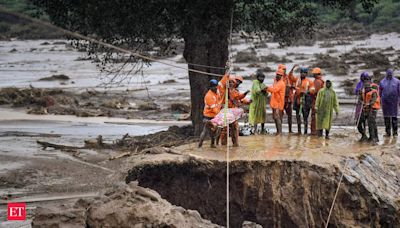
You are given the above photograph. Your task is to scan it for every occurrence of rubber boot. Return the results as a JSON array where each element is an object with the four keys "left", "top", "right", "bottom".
[
  {"left": 297, "top": 124, "right": 301, "bottom": 135},
  {"left": 198, "top": 125, "right": 207, "bottom": 148},
  {"left": 317, "top": 130, "right": 323, "bottom": 137},
  {"left": 325, "top": 130, "right": 330, "bottom": 139},
  {"left": 393, "top": 117, "right": 398, "bottom": 137},
  {"left": 231, "top": 122, "right": 239, "bottom": 147}
]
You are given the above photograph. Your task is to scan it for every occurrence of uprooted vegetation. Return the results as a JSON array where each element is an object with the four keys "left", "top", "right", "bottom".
[{"left": 0, "top": 87, "right": 190, "bottom": 120}]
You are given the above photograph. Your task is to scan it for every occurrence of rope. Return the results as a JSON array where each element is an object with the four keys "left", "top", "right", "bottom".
[
  {"left": 0, "top": 6, "right": 223, "bottom": 78},
  {"left": 325, "top": 159, "right": 348, "bottom": 228},
  {"left": 225, "top": 9, "right": 234, "bottom": 228}
]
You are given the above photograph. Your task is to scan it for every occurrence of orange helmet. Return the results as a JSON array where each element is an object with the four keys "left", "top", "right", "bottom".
[
  {"left": 278, "top": 64, "right": 286, "bottom": 70},
  {"left": 235, "top": 75, "right": 244, "bottom": 82},
  {"left": 312, "top": 67, "right": 322, "bottom": 75},
  {"left": 276, "top": 69, "right": 285, "bottom": 76}
]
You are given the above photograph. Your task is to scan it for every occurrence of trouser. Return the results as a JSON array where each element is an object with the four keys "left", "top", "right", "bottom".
[
  {"left": 367, "top": 110, "right": 378, "bottom": 142},
  {"left": 311, "top": 106, "right": 316, "bottom": 135},
  {"left": 220, "top": 120, "right": 239, "bottom": 146},
  {"left": 294, "top": 103, "right": 311, "bottom": 134},
  {"left": 317, "top": 129, "right": 330, "bottom": 138},
  {"left": 284, "top": 101, "right": 293, "bottom": 132},
  {"left": 198, "top": 117, "right": 215, "bottom": 148},
  {"left": 357, "top": 111, "right": 367, "bottom": 136},
  {"left": 384, "top": 117, "right": 398, "bottom": 136},
  {"left": 272, "top": 108, "right": 282, "bottom": 134}
]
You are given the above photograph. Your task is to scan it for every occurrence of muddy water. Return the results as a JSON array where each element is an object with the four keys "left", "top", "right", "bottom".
[{"left": 179, "top": 127, "right": 398, "bottom": 166}]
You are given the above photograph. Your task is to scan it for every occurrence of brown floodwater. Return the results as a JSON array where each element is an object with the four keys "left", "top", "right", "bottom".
[{"left": 179, "top": 127, "right": 398, "bottom": 166}]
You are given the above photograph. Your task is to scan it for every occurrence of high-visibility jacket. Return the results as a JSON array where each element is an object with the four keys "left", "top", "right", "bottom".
[
  {"left": 364, "top": 90, "right": 381, "bottom": 110},
  {"left": 280, "top": 72, "right": 297, "bottom": 103},
  {"left": 203, "top": 90, "right": 221, "bottom": 118},
  {"left": 294, "top": 78, "right": 314, "bottom": 104},
  {"left": 313, "top": 77, "right": 325, "bottom": 95},
  {"left": 267, "top": 79, "right": 285, "bottom": 110}
]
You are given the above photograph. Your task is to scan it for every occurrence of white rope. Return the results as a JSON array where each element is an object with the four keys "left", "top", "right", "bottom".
[
  {"left": 325, "top": 159, "right": 348, "bottom": 228},
  {"left": 226, "top": 9, "right": 234, "bottom": 228},
  {"left": 0, "top": 6, "right": 223, "bottom": 78}
]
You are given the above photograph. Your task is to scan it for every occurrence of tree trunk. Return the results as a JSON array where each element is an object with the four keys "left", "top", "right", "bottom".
[{"left": 182, "top": 0, "right": 232, "bottom": 135}]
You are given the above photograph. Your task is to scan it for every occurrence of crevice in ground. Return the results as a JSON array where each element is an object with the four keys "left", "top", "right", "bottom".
[{"left": 126, "top": 156, "right": 400, "bottom": 228}]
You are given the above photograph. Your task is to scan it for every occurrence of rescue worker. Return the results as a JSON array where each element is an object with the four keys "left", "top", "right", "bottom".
[
  {"left": 354, "top": 72, "right": 371, "bottom": 121},
  {"left": 249, "top": 72, "right": 267, "bottom": 134},
  {"left": 311, "top": 67, "right": 324, "bottom": 135},
  {"left": 293, "top": 67, "right": 314, "bottom": 134},
  {"left": 219, "top": 75, "right": 247, "bottom": 147},
  {"left": 279, "top": 64, "right": 297, "bottom": 133},
  {"left": 315, "top": 80, "right": 339, "bottom": 139},
  {"left": 379, "top": 69, "right": 400, "bottom": 137},
  {"left": 266, "top": 69, "right": 286, "bottom": 135},
  {"left": 361, "top": 81, "right": 380, "bottom": 144},
  {"left": 198, "top": 79, "right": 220, "bottom": 148}
]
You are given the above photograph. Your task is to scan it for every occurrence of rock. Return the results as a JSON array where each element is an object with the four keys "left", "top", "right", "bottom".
[
  {"left": 53, "top": 41, "right": 67, "bottom": 45},
  {"left": 32, "top": 183, "right": 221, "bottom": 228},
  {"left": 39, "top": 74, "right": 70, "bottom": 81},
  {"left": 40, "top": 41, "right": 51, "bottom": 45},
  {"left": 9, "top": 48, "right": 17, "bottom": 53},
  {"left": 137, "top": 101, "right": 159, "bottom": 111},
  {"left": 242, "top": 221, "right": 263, "bottom": 228},
  {"left": 170, "top": 103, "right": 190, "bottom": 113}
]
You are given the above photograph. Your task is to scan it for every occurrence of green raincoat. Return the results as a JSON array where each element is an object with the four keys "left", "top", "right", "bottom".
[
  {"left": 315, "top": 86, "right": 339, "bottom": 130},
  {"left": 249, "top": 80, "right": 267, "bottom": 125}
]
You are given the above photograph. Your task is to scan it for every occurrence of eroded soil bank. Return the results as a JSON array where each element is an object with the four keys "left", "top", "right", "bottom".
[{"left": 126, "top": 155, "right": 400, "bottom": 227}]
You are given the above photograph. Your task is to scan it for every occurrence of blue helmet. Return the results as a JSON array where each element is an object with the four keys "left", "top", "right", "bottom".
[
  {"left": 360, "top": 71, "right": 369, "bottom": 80},
  {"left": 300, "top": 67, "right": 308, "bottom": 73},
  {"left": 209, "top": 79, "right": 218, "bottom": 86}
]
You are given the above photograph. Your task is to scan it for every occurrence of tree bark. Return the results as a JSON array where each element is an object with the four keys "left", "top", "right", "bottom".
[{"left": 183, "top": 1, "right": 232, "bottom": 135}]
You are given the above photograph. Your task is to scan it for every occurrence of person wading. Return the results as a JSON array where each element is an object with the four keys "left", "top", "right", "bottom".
[
  {"left": 198, "top": 79, "right": 221, "bottom": 148},
  {"left": 360, "top": 81, "right": 381, "bottom": 144},
  {"left": 311, "top": 67, "right": 324, "bottom": 135},
  {"left": 249, "top": 72, "right": 267, "bottom": 134},
  {"left": 266, "top": 69, "right": 286, "bottom": 135},
  {"left": 379, "top": 69, "right": 400, "bottom": 137},
  {"left": 293, "top": 67, "right": 314, "bottom": 134},
  {"left": 279, "top": 64, "right": 297, "bottom": 133},
  {"left": 315, "top": 80, "right": 339, "bottom": 139}
]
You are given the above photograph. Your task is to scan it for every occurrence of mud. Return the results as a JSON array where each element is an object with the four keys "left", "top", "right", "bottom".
[
  {"left": 0, "top": 87, "right": 188, "bottom": 120},
  {"left": 125, "top": 152, "right": 400, "bottom": 227},
  {"left": 32, "top": 182, "right": 220, "bottom": 228}
]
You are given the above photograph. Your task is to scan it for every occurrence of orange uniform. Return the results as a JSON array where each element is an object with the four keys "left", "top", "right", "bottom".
[
  {"left": 364, "top": 90, "right": 381, "bottom": 110},
  {"left": 203, "top": 90, "right": 220, "bottom": 118},
  {"left": 267, "top": 79, "right": 286, "bottom": 111},
  {"left": 294, "top": 77, "right": 314, "bottom": 103},
  {"left": 312, "top": 76, "right": 324, "bottom": 95}
]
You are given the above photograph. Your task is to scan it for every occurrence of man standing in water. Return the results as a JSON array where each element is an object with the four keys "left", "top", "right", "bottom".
[
  {"left": 279, "top": 64, "right": 297, "bottom": 133},
  {"left": 266, "top": 69, "right": 286, "bottom": 135},
  {"left": 360, "top": 81, "right": 380, "bottom": 144},
  {"left": 249, "top": 72, "right": 267, "bottom": 134},
  {"left": 293, "top": 67, "right": 314, "bottom": 134},
  {"left": 311, "top": 67, "right": 324, "bottom": 135},
  {"left": 379, "top": 69, "right": 400, "bottom": 137},
  {"left": 315, "top": 80, "right": 339, "bottom": 139}
]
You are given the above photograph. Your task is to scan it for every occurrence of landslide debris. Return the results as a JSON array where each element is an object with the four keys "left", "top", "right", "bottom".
[
  {"left": 126, "top": 153, "right": 400, "bottom": 227},
  {"left": 32, "top": 182, "right": 221, "bottom": 228},
  {"left": 0, "top": 87, "right": 188, "bottom": 120}
]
